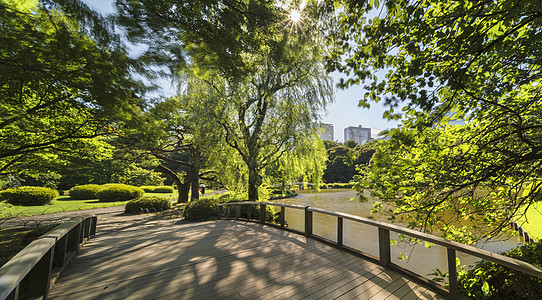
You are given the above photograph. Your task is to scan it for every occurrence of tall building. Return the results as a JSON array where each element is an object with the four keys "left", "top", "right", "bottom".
[
  {"left": 344, "top": 125, "right": 371, "bottom": 145},
  {"left": 318, "top": 123, "right": 334, "bottom": 141}
]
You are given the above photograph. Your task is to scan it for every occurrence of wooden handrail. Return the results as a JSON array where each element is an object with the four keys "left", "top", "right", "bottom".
[
  {"left": 0, "top": 215, "right": 97, "bottom": 300},
  {"left": 218, "top": 201, "right": 542, "bottom": 298}
]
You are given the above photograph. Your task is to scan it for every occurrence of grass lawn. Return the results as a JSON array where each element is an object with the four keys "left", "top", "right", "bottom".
[
  {"left": 1, "top": 191, "right": 182, "bottom": 217},
  {"left": 519, "top": 202, "right": 542, "bottom": 240},
  {"left": 0, "top": 189, "right": 219, "bottom": 218},
  {"left": 0, "top": 225, "right": 56, "bottom": 267}
]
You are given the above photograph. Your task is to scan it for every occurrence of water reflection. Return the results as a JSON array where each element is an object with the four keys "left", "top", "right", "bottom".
[{"left": 276, "top": 189, "right": 522, "bottom": 280}]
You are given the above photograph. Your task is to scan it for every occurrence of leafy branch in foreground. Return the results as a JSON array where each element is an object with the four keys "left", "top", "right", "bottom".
[{"left": 332, "top": 0, "right": 542, "bottom": 241}]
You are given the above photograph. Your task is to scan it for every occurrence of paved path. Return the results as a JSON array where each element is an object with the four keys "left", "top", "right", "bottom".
[{"left": 49, "top": 217, "right": 444, "bottom": 299}]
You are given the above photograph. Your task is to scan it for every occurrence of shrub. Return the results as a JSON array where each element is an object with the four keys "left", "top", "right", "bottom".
[
  {"left": 0, "top": 186, "right": 58, "bottom": 206},
  {"left": 96, "top": 184, "right": 144, "bottom": 202},
  {"left": 69, "top": 184, "right": 103, "bottom": 200},
  {"left": 183, "top": 198, "right": 223, "bottom": 221},
  {"left": 139, "top": 186, "right": 155, "bottom": 193},
  {"left": 125, "top": 196, "right": 172, "bottom": 214},
  {"left": 139, "top": 186, "right": 175, "bottom": 193},
  {"left": 458, "top": 240, "right": 542, "bottom": 299},
  {"left": 320, "top": 183, "right": 354, "bottom": 189},
  {"left": 183, "top": 197, "right": 277, "bottom": 222},
  {"left": 152, "top": 186, "right": 174, "bottom": 193}
]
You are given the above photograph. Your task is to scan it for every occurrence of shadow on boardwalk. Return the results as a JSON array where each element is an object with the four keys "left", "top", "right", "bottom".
[{"left": 49, "top": 214, "right": 443, "bottom": 299}]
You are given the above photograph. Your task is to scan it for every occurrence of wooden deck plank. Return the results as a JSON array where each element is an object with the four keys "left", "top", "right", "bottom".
[
  {"left": 49, "top": 220, "right": 445, "bottom": 299},
  {"left": 272, "top": 258, "right": 382, "bottom": 300}
]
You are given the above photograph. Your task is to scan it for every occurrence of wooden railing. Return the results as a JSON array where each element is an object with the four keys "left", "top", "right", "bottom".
[
  {"left": 0, "top": 215, "right": 97, "bottom": 300},
  {"left": 217, "top": 201, "right": 542, "bottom": 299}
]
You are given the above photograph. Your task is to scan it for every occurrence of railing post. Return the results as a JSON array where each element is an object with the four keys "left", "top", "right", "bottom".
[
  {"left": 259, "top": 203, "right": 266, "bottom": 224},
  {"left": 280, "top": 206, "right": 285, "bottom": 227},
  {"left": 447, "top": 248, "right": 459, "bottom": 298},
  {"left": 69, "top": 223, "right": 82, "bottom": 251},
  {"left": 378, "top": 228, "right": 391, "bottom": 268},
  {"left": 247, "top": 204, "right": 252, "bottom": 220},
  {"left": 53, "top": 235, "right": 68, "bottom": 268},
  {"left": 337, "top": 217, "right": 343, "bottom": 246},
  {"left": 304, "top": 207, "right": 312, "bottom": 236},
  {"left": 235, "top": 204, "right": 241, "bottom": 220},
  {"left": 226, "top": 206, "right": 231, "bottom": 219},
  {"left": 218, "top": 205, "right": 223, "bottom": 219},
  {"left": 90, "top": 216, "right": 97, "bottom": 236},
  {"left": 25, "top": 245, "right": 54, "bottom": 299},
  {"left": 83, "top": 218, "right": 91, "bottom": 240}
]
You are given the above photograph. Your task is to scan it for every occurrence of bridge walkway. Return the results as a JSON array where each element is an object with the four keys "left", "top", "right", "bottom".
[{"left": 49, "top": 219, "right": 443, "bottom": 299}]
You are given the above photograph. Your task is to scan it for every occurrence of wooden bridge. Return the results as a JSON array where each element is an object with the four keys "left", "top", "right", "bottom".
[
  {"left": 4, "top": 201, "right": 542, "bottom": 299},
  {"left": 48, "top": 220, "right": 442, "bottom": 299}
]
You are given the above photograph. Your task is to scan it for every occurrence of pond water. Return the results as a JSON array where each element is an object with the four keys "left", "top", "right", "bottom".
[{"left": 274, "top": 189, "right": 523, "bottom": 280}]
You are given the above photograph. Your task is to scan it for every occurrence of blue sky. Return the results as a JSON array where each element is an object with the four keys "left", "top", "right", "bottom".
[{"left": 85, "top": 0, "right": 400, "bottom": 142}]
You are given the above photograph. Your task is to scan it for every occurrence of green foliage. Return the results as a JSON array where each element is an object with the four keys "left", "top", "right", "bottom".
[
  {"left": 68, "top": 184, "right": 103, "bottom": 200},
  {"left": 1, "top": 224, "right": 58, "bottom": 267},
  {"left": 458, "top": 241, "right": 542, "bottom": 299},
  {"left": 0, "top": 201, "right": 13, "bottom": 218},
  {"left": 152, "top": 186, "right": 174, "bottom": 193},
  {"left": 0, "top": 0, "right": 144, "bottom": 177},
  {"left": 333, "top": 0, "right": 542, "bottom": 239},
  {"left": 95, "top": 184, "right": 144, "bottom": 202},
  {"left": 125, "top": 196, "right": 172, "bottom": 214},
  {"left": 265, "top": 133, "right": 328, "bottom": 191},
  {"left": 115, "top": 1, "right": 334, "bottom": 201},
  {"left": 320, "top": 183, "right": 354, "bottom": 189},
  {"left": 139, "top": 186, "right": 174, "bottom": 193},
  {"left": 183, "top": 198, "right": 224, "bottom": 221},
  {"left": 0, "top": 186, "right": 58, "bottom": 206},
  {"left": 323, "top": 140, "right": 376, "bottom": 183}
]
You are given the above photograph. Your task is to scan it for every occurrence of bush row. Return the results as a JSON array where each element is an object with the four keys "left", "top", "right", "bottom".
[
  {"left": 125, "top": 196, "right": 172, "bottom": 214},
  {"left": 320, "top": 183, "right": 354, "bottom": 189},
  {"left": 96, "top": 184, "right": 144, "bottom": 202},
  {"left": 68, "top": 184, "right": 102, "bottom": 199},
  {"left": 68, "top": 184, "right": 144, "bottom": 201},
  {"left": 182, "top": 193, "right": 277, "bottom": 222},
  {"left": 0, "top": 186, "right": 59, "bottom": 206},
  {"left": 139, "top": 186, "right": 174, "bottom": 193}
]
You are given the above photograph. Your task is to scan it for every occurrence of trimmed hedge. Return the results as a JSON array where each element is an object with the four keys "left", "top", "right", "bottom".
[
  {"left": 183, "top": 198, "right": 223, "bottom": 221},
  {"left": 320, "top": 183, "right": 354, "bottom": 189},
  {"left": 153, "top": 186, "right": 174, "bottom": 193},
  {"left": 139, "top": 186, "right": 155, "bottom": 193},
  {"left": 183, "top": 197, "right": 276, "bottom": 222},
  {"left": 125, "top": 196, "right": 172, "bottom": 214},
  {"left": 69, "top": 184, "right": 103, "bottom": 200},
  {"left": 96, "top": 184, "right": 144, "bottom": 202},
  {"left": 0, "top": 186, "right": 58, "bottom": 206},
  {"left": 139, "top": 186, "right": 175, "bottom": 193}
]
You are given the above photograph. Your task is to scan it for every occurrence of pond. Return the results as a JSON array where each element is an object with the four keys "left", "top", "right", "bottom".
[{"left": 274, "top": 189, "right": 522, "bottom": 280}]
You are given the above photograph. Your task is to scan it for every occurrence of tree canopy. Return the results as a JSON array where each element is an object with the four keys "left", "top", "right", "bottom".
[
  {"left": 116, "top": 0, "right": 335, "bottom": 200},
  {"left": 331, "top": 0, "right": 542, "bottom": 240},
  {"left": 0, "top": 0, "right": 144, "bottom": 179}
]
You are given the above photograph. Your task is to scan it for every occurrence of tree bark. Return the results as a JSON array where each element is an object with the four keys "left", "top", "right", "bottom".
[
  {"left": 248, "top": 165, "right": 262, "bottom": 200},
  {"left": 156, "top": 164, "right": 184, "bottom": 203},
  {"left": 190, "top": 148, "right": 201, "bottom": 201},
  {"left": 179, "top": 178, "right": 190, "bottom": 203}
]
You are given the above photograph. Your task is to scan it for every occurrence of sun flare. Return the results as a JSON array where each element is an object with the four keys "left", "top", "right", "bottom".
[{"left": 289, "top": 9, "right": 302, "bottom": 23}]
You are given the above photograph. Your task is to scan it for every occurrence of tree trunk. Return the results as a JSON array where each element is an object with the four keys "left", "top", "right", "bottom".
[
  {"left": 179, "top": 180, "right": 190, "bottom": 203},
  {"left": 156, "top": 164, "right": 184, "bottom": 203},
  {"left": 190, "top": 149, "right": 201, "bottom": 201},
  {"left": 248, "top": 166, "right": 262, "bottom": 200}
]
